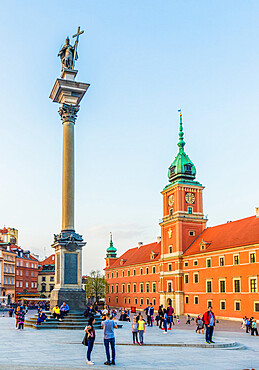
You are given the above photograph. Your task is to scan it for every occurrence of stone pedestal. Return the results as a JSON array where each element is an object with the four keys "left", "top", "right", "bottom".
[{"left": 49, "top": 67, "right": 89, "bottom": 311}]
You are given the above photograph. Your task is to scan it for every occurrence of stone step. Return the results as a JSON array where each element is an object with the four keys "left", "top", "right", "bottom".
[
  {"left": 25, "top": 322, "right": 123, "bottom": 330},
  {"left": 28, "top": 317, "right": 102, "bottom": 323}
]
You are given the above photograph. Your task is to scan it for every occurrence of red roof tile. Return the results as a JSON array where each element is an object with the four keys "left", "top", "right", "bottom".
[
  {"left": 107, "top": 242, "right": 161, "bottom": 269},
  {"left": 38, "top": 254, "right": 55, "bottom": 270},
  {"left": 184, "top": 215, "right": 259, "bottom": 256}
]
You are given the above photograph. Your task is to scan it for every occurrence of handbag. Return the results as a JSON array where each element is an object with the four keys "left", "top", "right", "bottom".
[{"left": 82, "top": 333, "right": 88, "bottom": 346}]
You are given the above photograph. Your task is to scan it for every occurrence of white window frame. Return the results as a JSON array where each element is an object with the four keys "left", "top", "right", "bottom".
[
  {"left": 219, "top": 279, "right": 226, "bottom": 293},
  {"left": 185, "top": 295, "right": 189, "bottom": 304},
  {"left": 219, "top": 256, "right": 225, "bottom": 267},
  {"left": 206, "top": 279, "right": 213, "bottom": 293},
  {"left": 249, "top": 251, "right": 256, "bottom": 263},
  {"left": 233, "top": 254, "right": 239, "bottom": 265},
  {"left": 249, "top": 277, "right": 257, "bottom": 293},
  {"left": 194, "top": 295, "right": 199, "bottom": 305},
  {"left": 220, "top": 300, "right": 226, "bottom": 310},
  {"left": 193, "top": 272, "right": 199, "bottom": 284},
  {"left": 234, "top": 300, "right": 241, "bottom": 311},
  {"left": 254, "top": 301, "right": 259, "bottom": 313},
  {"left": 206, "top": 258, "right": 212, "bottom": 268},
  {"left": 167, "top": 280, "right": 172, "bottom": 293},
  {"left": 233, "top": 278, "right": 241, "bottom": 293},
  {"left": 184, "top": 273, "right": 189, "bottom": 284},
  {"left": 207, "top": 299, "right": 212, "bottom": 308},
  {"left": 193, "top": 260, "right": 198, "bottom": 266}
]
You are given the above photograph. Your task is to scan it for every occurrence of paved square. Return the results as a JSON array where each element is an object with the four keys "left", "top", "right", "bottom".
[{"left": 0, "top": 314, "right": 259, "bottom": 369}]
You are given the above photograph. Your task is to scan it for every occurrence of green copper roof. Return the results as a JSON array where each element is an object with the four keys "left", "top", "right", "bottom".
[
  {"left": 168, "top": 111, "right": 196, "bottom": 183},
  {"left": 107, "top": 233, "right": 117, "bottom": 253}
]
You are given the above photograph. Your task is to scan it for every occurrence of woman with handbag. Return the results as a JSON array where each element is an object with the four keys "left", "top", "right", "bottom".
[{"left": 84, "top": 316, "right": 96, "bottom": 365}]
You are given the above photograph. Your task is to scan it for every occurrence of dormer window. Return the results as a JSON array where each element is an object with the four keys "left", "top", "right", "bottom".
[
  {"left": 184, "top": 164, "right": 192, "bottom": 174},
  {"left": 169, "top": 166, "right": 175, "bottom": 175}
]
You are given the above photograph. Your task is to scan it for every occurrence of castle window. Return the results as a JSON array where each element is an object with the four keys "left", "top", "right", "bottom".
[
  {"left": 152, "top": 266, "right": 156, "bottom": 274},
  {"left": 250, "top": 278, "right": 257, "bottom": 293},
  {"left": 108, "top": 297, "right": 111, "bottom": 303},
  {"left": 140, "top": 268, "right": 143, "bottom": 275},
  {"left": 124, "top": 297, "right": 126, "bottom": 304},
  {"left": 140, "top": 298, "right": 143, "bottom": 305},
  {"left": 167, "top": 282, "right": 172, "bottom": 293},
  {"left": 146, "top": 283, "right": 150, "bottom": 293},
  {"left": 193, "top": 273, "right": 199, "bottom": 283},
  {"left": 133, "top": 283, "right": 137, "bottom": 293},
  {"left": 254, "top": 302, "right": 259, "bottom": 312},
  {"left": 122, "top": 284, "right": 125, "bottom": 293},
  {"left": 116, "top": 271, "right": 118, "bottom": 278},
  {"left": 111, "top": 285, "right": 114, "bottom": 293},
  {"left": 185, "top": 296, "right": 189, "bottom": 304},
  {"left": 184, "top": 274, "right": 189, "bottom": 284},
  {"left": 189, "top": 231, "right": 195, "bottom": 236},
  {"left": 122, "top": 270, "right": 125, "bottom": 277},
  {"left": 235, "top": 300, "right": 241, "bottom": 311},
  {"left": 111, "top": 272, "right": 113, "bottom": 278},
  {"left": 168, "top": 264, "right": 172, "bottom": 272},
  {"left": 184, "top": 164, "right": 192, "bottom": 173},
  {"left": 169, "top": 245, "right": 173, "bottom": 254},
  {"left": 146, "top": 298, "right": 149, "bottom": 305},
  {"left": 219, "top": 257, "right": 225, "bottom": 266},
  {"left": 169, "top": 166, "right": 175, "bottom": 175},
  {"left": 194, "top": 296, "right": 199, "bottom": 305},
  {"left": 188, "top": 207, "right": 193, "bottom": 214},
  {"left": 184, "top": 262, "right": 188, "bottom": 267},
  {"left": 152, "top": 283, "right": 156, "bottom": 292},
  {"left": 219, "top": 280, "right": 226, "bottom": 293},
  {"left": 233, "top": 255, "right": 239, "bottom": 265},
  {"left": 107, "top": 273, "right": 109, "bottom": 279},
  {"left": 207, "top": 258, "right": 211, "bottom": 268},
  {"left": 146, "top": 267, "right": 149, "bottom": 275},
  {"left": 127, "top": 270, "right": 130, "bottom": 277},
  {"left": 233, "top": 279, "right": 240, "bottom": 293},
  {"left": 140, "top": 283, "right": 144, "bottom": 293},
  {"left": 128, "top": 298, "right": 130, "bottom": 304},
  {"left": 169, "top": 208, "right": 174, "bottom": 216},
  {"left": 116, "top": 284, "right": 118, "bottom": 293},
  {"left": 133, "top": 269, "right": 136, "bottom": 276},
  {"left": 193, "top": 260, "right": 198, "bottom": 266},
  {"left": 220, "top": 300, "right": 226, "bottom": 310},
  {"left": 135, "top": 298, "right": 137, "bottom": 305},
  {"left": 206, "top": 280, "right": 212, "bottom": 293},
  {"left": 116, "top": 297, "right": 118, "bottom": 304},
  {"left": 207, "top": 300, "right": 212, "bottom": 308},
  {"left": 250, "top": 252, "right": 256, "bottom": 263},
  {"left": 153, "top": 298, "right": 156, "bottom": 306},
  {"left": 127, "top": 284, "right": 130, "bottom": 293}
]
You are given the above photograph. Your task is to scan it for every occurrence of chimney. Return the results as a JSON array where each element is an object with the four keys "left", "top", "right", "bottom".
[
  {"left": 256, "top": 207, "right": 259, "bottom": 218},
  {"left": 157, "top": 236, "right": 161, "bottom": 243},
  {"left": 138, "top": 242, "right": 143, "bottom": 248}
]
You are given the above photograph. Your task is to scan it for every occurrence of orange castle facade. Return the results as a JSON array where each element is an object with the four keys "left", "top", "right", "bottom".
[{"left": 104, "top": 113, "right": 259, "bottom": 320}]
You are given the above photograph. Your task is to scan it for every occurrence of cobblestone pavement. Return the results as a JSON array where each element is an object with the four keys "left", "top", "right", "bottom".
[{"left": 0, "top": 316, "right": 258, "bottom": 369}]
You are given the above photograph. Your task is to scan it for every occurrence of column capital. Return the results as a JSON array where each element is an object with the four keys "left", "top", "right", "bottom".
[{"left": 59, "top": 103, "right": 80, "bottom": 124}]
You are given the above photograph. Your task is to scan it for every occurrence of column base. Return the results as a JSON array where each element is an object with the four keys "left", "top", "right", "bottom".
[{"left": 50, "top": 288, "right": 86, "bottom": 311}]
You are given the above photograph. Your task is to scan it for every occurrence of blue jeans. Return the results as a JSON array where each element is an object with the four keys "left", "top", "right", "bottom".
[
  {"left": 205, "top": 325, "right": 214, "bottom": 342},
  {"left": 138, "top": 330, "right": 144, "bottom": 344},
  {"left": 104, "top": 338, "right": 115, "bottom": 363},
  {"left": 163, "top": 319, "right": 167, "bottom": 332},
  {"left": 87, "top": 339, "right": 94, "bottom": 361},
  {"left": 168, "top": 315, "right": 173, "bottom": 329}
]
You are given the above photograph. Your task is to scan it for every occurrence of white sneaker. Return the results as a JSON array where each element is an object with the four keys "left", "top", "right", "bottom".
[
  {"left": 87, "top": 361, "right": 94, "bottom": 365},
  {"left": 163, "top": 331, "right": 167, "bottom": 334}
]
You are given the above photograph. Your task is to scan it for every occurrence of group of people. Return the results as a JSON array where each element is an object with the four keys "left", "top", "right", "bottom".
[
  {"left": 52, "top": 302, "right": 69, "bottom": 321},
  {"left": 242, "top": 316, "right": 258, "bottom": 336},
  {"left": 84, "top": 310, "right": 118, "bottom": 366}
]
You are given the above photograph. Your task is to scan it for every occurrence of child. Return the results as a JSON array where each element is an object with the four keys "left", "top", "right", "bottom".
[
  {"left": 196, "top": 315, "right": 204, "bottom": 334},
  {"left": 186, "top": 314, "right": 191, "bottom": 324},
  {"left": 176, "top": 316, "right": 180, "bottom": 325},
  {"left": 138, "top": 315, "right": 145, "bottom": 345},
  {"left": 18, "top": 310, "right": 25, "bottom": 330},
  {"left": 132, "top": 317, "right": 139, "bottom": 344}
]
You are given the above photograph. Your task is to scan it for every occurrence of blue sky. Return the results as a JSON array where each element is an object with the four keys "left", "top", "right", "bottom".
[{"left": 0, "top": 1, "right": 258, "bottom": 273}]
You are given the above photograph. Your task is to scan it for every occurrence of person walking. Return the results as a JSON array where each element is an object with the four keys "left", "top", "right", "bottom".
[
  {"left": 145, "top": 303, "right": 154, "bottom": 327},
  {"left": 17, "top": 309, "right": 25, "bottom": 330},
  {"left": 85, "top": 316, "right": 96, "bottom": 365},
  {"left": 251, "top": 320, "right": 258, "bottom": 336},
  {"left": 102, "top": 312, "right": 117, "bottom": 366},
  {"left": 138, "top": 314, "right": 145, "bottom": 345},
  {"left": 196, "top": 315, "right": 204, "bottom": 334},
  {"left": 167, "top": 304, "right": 174, "bottom": 330},
  {"left": 158, "top": 305, "right": 163, "bottom": 329},
  {"left": 245, "top": 317, "right": 250, "bottom": 333},
  {"left": 163, "top": 309, "right": 168, "bottom": 334},
  {"left": 203, "top": 306, "right": 216, "bottom": 344},
  {"left": 132, "top": 317, "right": 139, "bottom": 344},
  {"left": 186, "top": 314, "right": 191, "bottom": 324}
]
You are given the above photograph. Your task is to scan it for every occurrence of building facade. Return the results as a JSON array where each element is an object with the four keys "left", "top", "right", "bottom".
[
  {"left": 38, "top": 254, "right": 55, "bottom": 298},
  {"left": 105, "top": 112, "right": 259, "bottom": 320},
  {"left": 0, "top": 243, "right": 16, "bottom": 304}
]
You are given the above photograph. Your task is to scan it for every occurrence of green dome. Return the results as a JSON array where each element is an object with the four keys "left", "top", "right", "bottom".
[
  {"left": 168, "top": 112, "right": 196, "bottom": 183},
  {"left": 106, "top": 233, "right": 117, "bottom": 258}
]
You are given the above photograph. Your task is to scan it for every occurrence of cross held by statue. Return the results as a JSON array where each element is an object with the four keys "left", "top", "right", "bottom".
[{"left": 72, "top": 26, "right": 84, "bottom": 69}]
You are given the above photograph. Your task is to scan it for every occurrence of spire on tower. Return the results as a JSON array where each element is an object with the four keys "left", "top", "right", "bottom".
[
  {"left": 177, "top": 109, "right": 185, "bottom": 152},
  {"left": 106, "top": 232, "right": 117, "bottom": 258}
]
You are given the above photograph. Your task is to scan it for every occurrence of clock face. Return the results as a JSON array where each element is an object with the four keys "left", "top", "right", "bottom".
[
  {"left": 168, "top": 194, "right": 174, "bottom": 206},
  {"left": 185, "top": 192, "right": 195, "bottom": 204}
]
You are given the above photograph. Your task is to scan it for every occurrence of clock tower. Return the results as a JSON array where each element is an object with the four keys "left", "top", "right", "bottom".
[{"left": 159, "top": 111, "right": 207, "bottom": 313}]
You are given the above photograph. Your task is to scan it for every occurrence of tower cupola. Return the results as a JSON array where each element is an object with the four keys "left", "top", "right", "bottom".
[
  {"left": 168, "top": 110, "right": 196, "bottom": 183},
  {"left": 106, "top": 233, "right": 117, "bottom": 258}
]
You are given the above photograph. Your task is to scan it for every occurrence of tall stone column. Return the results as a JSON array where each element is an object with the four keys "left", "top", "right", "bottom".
[{"left": 49, "top": 67, "right": 89, "bottom": 311}]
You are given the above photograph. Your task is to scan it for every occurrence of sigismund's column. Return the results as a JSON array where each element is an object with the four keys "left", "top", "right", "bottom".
[{"left": 49, "top": 28, "right": 89, "bottom": 310}]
